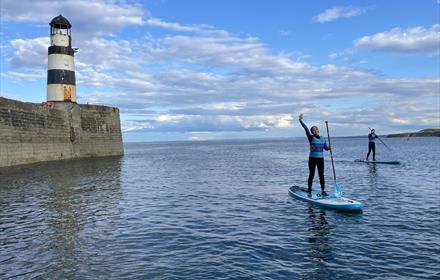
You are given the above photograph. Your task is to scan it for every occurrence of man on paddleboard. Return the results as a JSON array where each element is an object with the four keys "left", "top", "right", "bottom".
[
  {"left": 299, "top": 114, "right": 331, "bottom": 197},
  {"left": 366, "top": 129, "right": 378, "bottom": 161}
]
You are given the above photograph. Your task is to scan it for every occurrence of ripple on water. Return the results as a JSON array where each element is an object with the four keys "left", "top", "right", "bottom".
[{"left": 1, "top": 138, "right": 440, "bottom": 279}]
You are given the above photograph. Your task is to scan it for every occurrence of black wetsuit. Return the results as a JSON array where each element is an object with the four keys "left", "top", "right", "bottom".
[
  {"left": 308, "top": 157, "right": 325, "bottom": 192},
  {"left": 366, "top": 133, "right": 378, "bottom": 160},
  {"left": 300, "top": 120, "right": 330, "bottom": 193}
]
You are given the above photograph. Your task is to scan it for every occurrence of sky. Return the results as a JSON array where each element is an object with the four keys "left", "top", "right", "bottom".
[{"left": 0, "top": 0, "right": 439, "bottom": 142}]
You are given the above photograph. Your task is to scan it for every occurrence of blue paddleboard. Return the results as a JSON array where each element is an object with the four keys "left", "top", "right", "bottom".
[
  {"left": 355, "top": 159, "right": 400, "bottom": 165},
  {"left": 288, "top": 185, "right": 363, "bottom": 211}
]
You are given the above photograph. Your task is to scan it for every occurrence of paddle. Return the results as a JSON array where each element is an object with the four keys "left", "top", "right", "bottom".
[
  {"left": 369, "top": 127, "right": 391, "bottom": 150},
  {"left": 325, "top": 121, "right": 342, "bottom": 198}
]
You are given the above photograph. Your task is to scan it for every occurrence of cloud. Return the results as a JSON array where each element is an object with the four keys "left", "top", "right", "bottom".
[
  {"left": 146, "top": 18, "right": 206, "bottom": 33},
  {"left": 9, "top": 37, "right": 49, "bottom": 69},
  {"left": 313, "top": 6, "right": 371, "bottom": 23},
  {"left": 122, "top": 114, "right": 294, "bottom": 133},
  {"left": 75, "top": 38, "right": 140, "bottom": 71},
  {"left": 145, "top": 18, "right": 229, "bottom": 37},
  {"left": 0, "top": 0, "right": 145, "bottom": 37},
  {"left": 4, "top": 71, "right": 45, "bottom": 80},
  {"left": 83, "top": 62, "right": 438, "bottom": 134},
  {"left": 146, "top": 33, "right": 325, "bottom": 83},
  {"left": 2, "top": 12, "right": 438, "bottom": 137},
  {"left": 7, "top": 35, "right": 145, "bottom": 85},
  {"left": 73, "top": 18, "right": 437, "bottom": 134},
  {"left": 328, "top": 53, "right": 339, "bottom": 60},
  {"left": 148, "top": 35, "right": 269, "bottom": 69},
  {"left": 354, "top": 24, "right": 440, "bottom": 54}
]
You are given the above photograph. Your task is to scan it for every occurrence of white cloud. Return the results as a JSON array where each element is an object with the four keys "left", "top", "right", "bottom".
[
  {"left": 354, "top": 24, "right": 440, "bottom": 54},
  {"left": 2, "top": 11, "right": 438, "bottom": 137},
  {"left": 9, "top": 37, "right": 49, "bottom": 69},
  {"left": 7, "top": 36, "right": 144, "bottom": 86},
  {"left": 390, "top": 118, "right": 410, "bottom": 125},
  {"left": 122, "top": 121, "right": 154, "bottom": 132},
  {"left": 145, "top": 18, "right": 229, "bottom": 37},
  {"left": 0, "top": 0, "right": 145, "bottom": 37},
  {"left": 328, "top": 53, "right": 339, "bottom": 60},
  {"left": 145, "top": 33, "right": 321, "bottom": 83},
  {"left": 75, "top": 38, "right": 139, "bottom": 70},
  {"left": 5, "top": 71, "right": 45, "bottom": 80},
  {"left": 101, "top": 66, "right": 438, "bottom": 134},
  {"left": 148, "top": 35, "right": 268, "bottom": 68},
  {"left": 146, "top": 18, "right": 205, "bottom": 33},
  {"left": 313, "top": 6, "right": 371, "bottom": 23},
  {"left": 122, "top": 114, "right": 295, "bottom": 133},
  {"left": 155, "top": 114, "right": 185, "bottom": 123},
  {"left": 75, "top": 21, "right": 438, "bottom": 134}
]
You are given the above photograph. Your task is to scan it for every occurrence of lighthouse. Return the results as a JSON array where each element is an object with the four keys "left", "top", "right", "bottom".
[{"left": 47, "top": 15, "right": 76, "bottom": 102}]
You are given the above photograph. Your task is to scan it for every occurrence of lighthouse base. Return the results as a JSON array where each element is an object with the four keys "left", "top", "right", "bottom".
[{"left": 47, "top": 84, "right": 77, "bottom": 102}]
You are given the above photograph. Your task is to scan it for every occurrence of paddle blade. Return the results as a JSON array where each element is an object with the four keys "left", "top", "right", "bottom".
[{"left": 333, "top": 182, "right": 342, "bottom": 198}]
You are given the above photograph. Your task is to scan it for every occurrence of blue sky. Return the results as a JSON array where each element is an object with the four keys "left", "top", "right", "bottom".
[{"left": 1, "top": 0, "right": 439, "bottom": 142}]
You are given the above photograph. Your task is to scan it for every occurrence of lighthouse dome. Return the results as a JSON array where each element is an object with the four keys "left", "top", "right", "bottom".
[{"left": 49, "top": 14, "right": 72, "bottom": 29}]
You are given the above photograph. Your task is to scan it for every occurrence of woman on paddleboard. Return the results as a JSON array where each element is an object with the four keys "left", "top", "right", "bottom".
[
  {"left": 366, "top": 129, "right": 378, "bottom": 161},
  {"left": 299, "top": 114, "right": 331, "bottom": 197}
]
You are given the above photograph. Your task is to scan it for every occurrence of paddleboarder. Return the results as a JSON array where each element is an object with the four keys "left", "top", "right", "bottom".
[
  {"left": 366, "top": 129, "right": 378, "bottom": 161},
  {"left": 299, "top": 114, "right": 331, "bottom": 197}
]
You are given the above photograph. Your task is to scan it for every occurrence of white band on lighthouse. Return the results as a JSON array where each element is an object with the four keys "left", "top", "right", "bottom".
[{"left": 48, "top": 54, "right": 75, "bottom": 71}]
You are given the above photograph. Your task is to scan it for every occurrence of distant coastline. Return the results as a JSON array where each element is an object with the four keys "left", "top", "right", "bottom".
[{"left": 386, "top": 128, "right": 440, "bottom": 138}]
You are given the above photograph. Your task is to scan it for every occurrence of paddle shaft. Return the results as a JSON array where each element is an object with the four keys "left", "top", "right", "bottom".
[
  {"left": 369, "top": 127, "right": 391, "bottom": 150},
  {"left": 325, "top": 121, "right": 337, "bottom": 181}
]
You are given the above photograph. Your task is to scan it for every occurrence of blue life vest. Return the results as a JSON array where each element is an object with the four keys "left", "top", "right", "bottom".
[
  {"left": 309, "top": 136, "right": 326, "bottom": 158},
  {"left": 368, "top": 133, "right": 377, "bottom": 143}
]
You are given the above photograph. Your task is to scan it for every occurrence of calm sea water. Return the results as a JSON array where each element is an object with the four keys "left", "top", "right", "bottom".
[{"left": 1, "top": 137, "right": 439, "bottom": 279}]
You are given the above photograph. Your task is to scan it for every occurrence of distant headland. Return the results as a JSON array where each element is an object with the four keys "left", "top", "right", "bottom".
[{"left": 386, "top": 128, "right": 440, "bottom": 137}]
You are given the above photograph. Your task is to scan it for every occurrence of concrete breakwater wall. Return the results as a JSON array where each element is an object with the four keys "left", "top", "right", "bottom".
[{"left": 0, "top": 97, "right": 123, "bottom": 168}]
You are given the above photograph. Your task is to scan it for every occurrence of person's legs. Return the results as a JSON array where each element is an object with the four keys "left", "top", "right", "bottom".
[
  {"left": 367, "top": 143, "right": 373, "bottom": 160},
  {"left": 317, "top": 158, "right": 325, "bottom": 193},
  {"left": 308, "top": 157, "right": 317, "bottom": 193},
  {"left": 372, "top": 143, "right": 376, "bottom": 160}
]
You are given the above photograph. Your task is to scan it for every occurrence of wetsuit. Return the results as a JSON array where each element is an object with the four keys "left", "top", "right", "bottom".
[
  {"left": 366, "top": 133, "right": 378, "bottom": 160},
  {"left": 300, "top": 119, "right": 330, "bottom": 193}
]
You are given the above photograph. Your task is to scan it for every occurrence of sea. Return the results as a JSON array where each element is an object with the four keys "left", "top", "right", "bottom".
[{"left": 1, "top": 137, "right": 439, "bottom": 279}]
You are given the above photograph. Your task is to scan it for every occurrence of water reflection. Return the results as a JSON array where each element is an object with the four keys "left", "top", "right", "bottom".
[
  {"left": 368, "top": 164, "right": 377, "bottom": 175},
  {"left": 367, "top": 163, "right": 378, "bottom": 190},
  {"left": 0, "top": 157, "right": 123, "bottom": 278},
  {"left": 303, "top": 207, "right": 333, "bottom": 279}
]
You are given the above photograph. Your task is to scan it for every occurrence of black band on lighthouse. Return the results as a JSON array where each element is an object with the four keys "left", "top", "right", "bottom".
[
  {"left": 48, "top": 46, "right": 74, "bottom": 56},
  {"left": 47, "top": 69, "right": 76, "bottom": 85}
]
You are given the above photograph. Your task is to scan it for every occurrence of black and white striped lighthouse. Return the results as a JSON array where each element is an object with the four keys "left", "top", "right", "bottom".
[{"left": 47, "top": 15, "right": 76, "bottom": 102}]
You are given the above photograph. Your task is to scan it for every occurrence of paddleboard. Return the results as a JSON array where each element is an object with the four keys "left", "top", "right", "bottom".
[
  {"left": 355, "top": 159, "right": 400, "bottom": 165},
  {"left": 288, "top": 185, "right": 363, "bottom": 211}
]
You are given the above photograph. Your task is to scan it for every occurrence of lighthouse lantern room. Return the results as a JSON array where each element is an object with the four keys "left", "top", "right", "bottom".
[{"left": 47, "top": 15, "right": 77, "bottom": 102}]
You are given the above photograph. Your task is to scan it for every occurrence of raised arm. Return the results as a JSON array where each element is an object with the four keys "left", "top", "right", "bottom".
[{"left": 299, "top": 114, "right": 313, "bottom": 142}]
